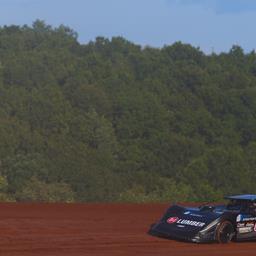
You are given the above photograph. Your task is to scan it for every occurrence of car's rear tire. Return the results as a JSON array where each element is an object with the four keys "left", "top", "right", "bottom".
[{"left": 216, "top": 221, "right": 234, "bottom": 243}]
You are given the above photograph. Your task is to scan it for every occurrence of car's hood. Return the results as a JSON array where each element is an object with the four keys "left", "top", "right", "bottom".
[
  {"left": 163, "top": 207, "right": 222, "bottom": 229},
  {"left": 151, "top": 204, "right": 225, "bottom": 238},
  {"left": 150, "top": 204, "right": 235, "bottom": 241}
]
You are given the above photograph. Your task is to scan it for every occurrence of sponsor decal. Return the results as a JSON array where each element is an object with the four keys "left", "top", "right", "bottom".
[
  {"left": 167, "top": 217, "right": 179, "bottom": 224},
  {"left": 167, "top": 216, "right": 205, "bottom": 227},
  {"left": 243, "top": 217, "right": 256, "bottom": 221},
  {"left": 238, "top": 227, "right": 253, "bottom": 234},
  {"left": 189, "top": 213, "right": 203, "bottom": 217},
  {"left": 236, "top": 214, "right": 242, "bottom": 222},
  {"left": 183, "top": 211, "right": 203, "bottom": 217},
  {"left": 177, "top": 219, "right": 205, "bottom": 227},
  {"left": 237, "top": 223, "right": 245, "bottom": 228},
  {"left": 246, "top": 222, "right": 254, "bottom": 227},
  {"left": 236, "top": 214, "right": 256, "bottom": 222}
]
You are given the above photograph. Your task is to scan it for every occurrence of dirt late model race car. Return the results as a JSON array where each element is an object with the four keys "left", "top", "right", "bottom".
[{"left": 149, "top": 194, "right": 256, "bottom": 243}]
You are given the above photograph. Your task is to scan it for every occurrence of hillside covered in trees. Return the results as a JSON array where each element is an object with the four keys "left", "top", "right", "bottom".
[{"left": 0, "top": 20, "right": 255, "bottom": 202}]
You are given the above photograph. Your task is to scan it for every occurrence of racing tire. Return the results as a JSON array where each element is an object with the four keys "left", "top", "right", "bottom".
[{"left": 216, "top": 221, "right": 234, "bottom": 244}]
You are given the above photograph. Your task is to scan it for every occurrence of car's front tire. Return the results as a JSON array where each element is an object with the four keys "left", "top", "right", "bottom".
[{"left": 216, "top": 221, "right": 234, "bottom": 243}]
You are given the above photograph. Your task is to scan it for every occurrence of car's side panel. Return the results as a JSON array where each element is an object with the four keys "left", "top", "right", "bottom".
[{"left": 235, "top": 214, "right": 256, "bottom": 240}]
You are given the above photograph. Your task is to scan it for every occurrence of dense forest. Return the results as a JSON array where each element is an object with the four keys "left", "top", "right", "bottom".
[{"left": 0, "top": 20, "right": 255, "bottom": 202}]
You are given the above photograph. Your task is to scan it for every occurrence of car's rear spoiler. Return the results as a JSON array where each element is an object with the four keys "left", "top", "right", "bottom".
[{"left": 225, "top": 194, "right": 256, "bottom": 202}]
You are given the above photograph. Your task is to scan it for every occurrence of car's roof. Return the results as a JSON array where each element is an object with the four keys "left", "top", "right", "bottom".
[{"left": 225, "top": 194, "right": 256, "bottom": 201}]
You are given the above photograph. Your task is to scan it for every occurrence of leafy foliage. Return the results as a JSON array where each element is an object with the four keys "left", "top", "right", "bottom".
[{"left": 0, "top": 20, "right": 255, "bottom": 202}]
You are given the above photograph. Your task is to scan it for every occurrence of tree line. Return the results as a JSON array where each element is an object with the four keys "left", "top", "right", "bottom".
[{"left": 0, "top": 20, "right": 255, "bottom": 202}]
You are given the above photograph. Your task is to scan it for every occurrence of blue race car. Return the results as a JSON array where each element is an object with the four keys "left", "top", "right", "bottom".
[{"left": 149, "top": 194, "right": 256, "bottom": 243}]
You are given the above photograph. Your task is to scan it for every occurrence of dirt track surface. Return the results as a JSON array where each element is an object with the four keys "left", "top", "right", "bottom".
[{"left": 0, "top": 203, "right": 256, "bottom": 255}]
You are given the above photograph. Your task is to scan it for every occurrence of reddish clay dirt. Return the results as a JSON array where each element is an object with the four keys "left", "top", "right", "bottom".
[{"left": 0, "top": 203, "right": 255, "bottom": 255}]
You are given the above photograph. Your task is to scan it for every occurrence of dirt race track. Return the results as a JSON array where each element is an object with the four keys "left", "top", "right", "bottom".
[{"left": 0, "top": 203, "right": 256, "bottom": 255}]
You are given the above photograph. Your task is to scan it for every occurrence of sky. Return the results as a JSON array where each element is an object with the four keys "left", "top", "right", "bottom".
[{"left": 0, "top": 0, "right": 255, "bottom": 53}]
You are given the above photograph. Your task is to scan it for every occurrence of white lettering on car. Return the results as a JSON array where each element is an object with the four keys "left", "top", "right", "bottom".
[
  {"left": 167, "top": 217, "right": 205, "bottom": 227},
  {"left": 243, "top": 217, "right": 256, "bottom": 221},
  {"left": 176, "top": 219, "right": 205, "bottom": 227},
  {"left": 238, "top": 227, "right": 253, "bottom": 233}
]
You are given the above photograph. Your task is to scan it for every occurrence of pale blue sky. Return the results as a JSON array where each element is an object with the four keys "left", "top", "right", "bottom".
[{"left": 0, "top": 0, "right": 255, "bottom": 53}]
